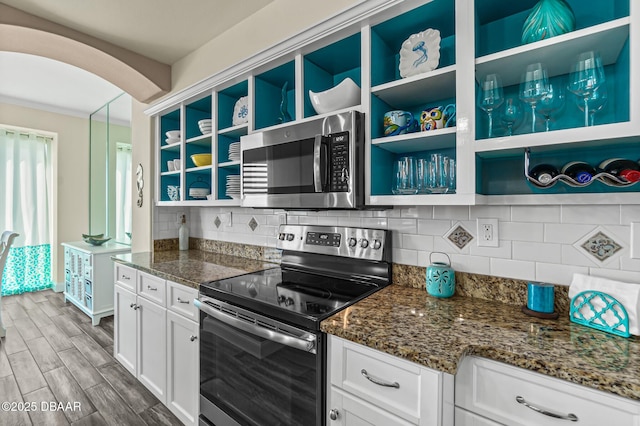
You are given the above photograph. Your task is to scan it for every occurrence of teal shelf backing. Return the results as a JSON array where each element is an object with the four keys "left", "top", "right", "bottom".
[
  {"left": 218, "top": 81, "right": 248, "bottom": 130},
  {"left": 371, "top": 145, "right": 456, "bottom": 196},
  {"left": 160, "top": 150, "right": 180, "bottom": 173},
  {"left": 476, "top": 142, "right": 640, "bottom": 195},
  {"left": 570, "top": 290, "right": 630, "bottom": 338},
  {"left": 475, "top": 0, "right": 629, "bottom": 58},
  {"left": 371, "top": 0, "right": 456, "bottom": 87},
  {"left": 184, "top": 96, "right": 212, "bottom": 140},
  {"left": 217, "top": 167, "right": 240, "bottom": 200},
  {"left": 160, "top": 175, "right": 180, "bottom": 202},
  {"left": 255, "top": 61, "right": 295, "bottom": 130},
  {"left": 371, "top": 93, "right": 457, "bottom": 140},
  {"left": 160, "top": 109, "right": 180, "bottom": 140},
  {"left": 475, "top": 60, "right": 630, "bottom": 141}
]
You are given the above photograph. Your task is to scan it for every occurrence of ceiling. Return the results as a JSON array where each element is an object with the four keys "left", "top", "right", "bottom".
[{"left": 0, "top": 0, "right": 274, "bottom": 123}]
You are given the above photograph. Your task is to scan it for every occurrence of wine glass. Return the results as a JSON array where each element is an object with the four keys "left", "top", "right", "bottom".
[
  {"left": 519, "top": 63, "right": 550, "bottom": 133},
  {"left": 567, "top": 51, "right": 606, "bottom": 127},
  {"left": 537, "top": 81, "right": 565, "bottom": 132},
  {"left": 477, "top": 74, "right": 504, "bottom": 138},
  {"left": 576, "top": 85, "right": 608, "bottom": 126},
  {"left": 500, "top": 97, "right": 523, "bottom": 136}
]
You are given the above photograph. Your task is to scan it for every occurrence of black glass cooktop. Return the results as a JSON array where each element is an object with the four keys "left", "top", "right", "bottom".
[{"left": 199, "top": 267, "right": 382, "bottom": 330}]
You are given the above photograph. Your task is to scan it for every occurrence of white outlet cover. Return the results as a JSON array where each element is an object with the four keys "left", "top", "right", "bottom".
[{"left": 476, "top": 218, "right": 499, "bottom": 247}]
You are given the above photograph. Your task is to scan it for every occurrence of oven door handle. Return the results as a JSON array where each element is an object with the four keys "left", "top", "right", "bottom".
[{"left": 194, "top": 298, "right": 317, "bottom": 354}]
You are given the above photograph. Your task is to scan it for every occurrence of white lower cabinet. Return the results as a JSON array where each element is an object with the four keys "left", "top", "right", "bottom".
[
  {"left": 167, "top": 310, "right": 199, "bottom": 426},
  {"left": 328, "top": 335, "right": 454, "bottom": 426},
  {"left": 113, "top": 264, "right": 199, "bottom": 426},
  {"left": 455, "top": 357, "right": 640, "bottom": 426}
]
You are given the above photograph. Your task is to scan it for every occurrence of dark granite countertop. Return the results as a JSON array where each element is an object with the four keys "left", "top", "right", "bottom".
[
  {"left": 111, "top": 250, "right": 277, "bottom": 290},
  {"left": 321, "top": 284, "right": 640, "bottom": 402}
]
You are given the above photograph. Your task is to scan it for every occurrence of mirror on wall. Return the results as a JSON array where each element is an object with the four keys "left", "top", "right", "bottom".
[{"left": 89, "top": 93, "right": 132, "bottom": 244}]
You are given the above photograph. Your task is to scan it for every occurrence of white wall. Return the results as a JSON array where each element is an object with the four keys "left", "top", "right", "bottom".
[
  {"left": 0, "top": 102, "right": 89, "bottom": 286},
  {"left": 155, "top": 204, "right": 640, "bottom": 286}
]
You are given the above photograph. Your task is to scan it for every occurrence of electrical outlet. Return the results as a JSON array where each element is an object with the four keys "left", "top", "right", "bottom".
[
  {"left": 176, "top": 212, "right": 185, "bottom": 224},
  {"left": 220, "top": 212, "right": 233, "bottom": 226},
  {"left": 278, "top": 213, "right": 287, "bottom": 225},
  {"left": 477, "top": 218, "right": 499, "bottom": 247}
]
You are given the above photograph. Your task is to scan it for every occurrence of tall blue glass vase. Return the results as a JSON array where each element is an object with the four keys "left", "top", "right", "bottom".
[{"left": 521, "top": 0, "right": 576, "bottom": 44}]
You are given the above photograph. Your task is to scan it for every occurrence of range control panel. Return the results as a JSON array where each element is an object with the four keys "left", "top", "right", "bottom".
[{"left": 276, "top": 225, "right": 388, "bottom": 262}]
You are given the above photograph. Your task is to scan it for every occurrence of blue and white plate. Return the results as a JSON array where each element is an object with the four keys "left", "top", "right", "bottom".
[{"left": 398, "top": 28, "right": 441, "bottom": 78}]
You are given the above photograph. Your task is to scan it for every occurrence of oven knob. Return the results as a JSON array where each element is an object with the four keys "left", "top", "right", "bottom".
[
  {"left": 278, "top": 233, "right": 286, "bottom": 240},
  {"left": 348, "top": 237, "right": 357, "bottom": 247},
  {"left": 286, "top": 233, "right": 295, "bottom": 241},
  {"left": 372, "top": 239, "right": 382, "bottom": 250},
  {"left": 360, "top": 239, "right": 369, "bottom": 248}
]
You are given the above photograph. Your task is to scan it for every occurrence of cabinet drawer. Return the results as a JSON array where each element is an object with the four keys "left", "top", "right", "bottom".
[
  {"left": 115, "top": 264, "right": 136, "bottom": 292},
  {"left": 456, "top": 357, "right": 640, "bottom": 426},
  {"left": 328, "top": 387, "right": 414, "bottom": 426},
  {"left": 455, "top": 407, "right": 502, "bottom": 426},
  {"left": 166, "top": 281, "right": 198, "bottom": 320},
  {"left": 138, "top": 271, "right": 166, "bottom": 306}
]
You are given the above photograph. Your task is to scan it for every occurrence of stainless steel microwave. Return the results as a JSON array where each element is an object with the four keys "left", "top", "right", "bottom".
[{"left": 241, "top": 110, "right": 364, "bottom": 209}]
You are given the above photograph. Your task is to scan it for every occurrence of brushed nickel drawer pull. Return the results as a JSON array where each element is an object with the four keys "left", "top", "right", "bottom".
[
  {"left": 177, "top": 297, "right": 190, "bottom": 304},
  {"left": 190, "top": 335, "right": 197, "bottom": 342},
  {"left": 121, "top": 274, "right": 131, "bottom": 280},
  {"left": 147, "top": 285, "right": 158, "bottom": 291},
  {"left": 360, "top": 369, "right": 399, "bottom": 388},
  {"left": 516, "top": 396, "right": 578, "bottom": 422}
]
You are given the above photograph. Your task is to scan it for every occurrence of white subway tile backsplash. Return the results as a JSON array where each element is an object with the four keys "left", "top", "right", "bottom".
[
  {"left": 512, "top": 205, "right": 560, "bottom": 223},
  {"left": 388, "top": 218, "right": 418, "bottom": 234},
  {"left": 433, "top": 206, "right": 470, "bottom": 220},
  {"left": 402, "top": 234, "right": 433, "bottom": 251},
  {"left": 153, "top": 202, "right": 638, "bottom": 286},
  {"left": 469, "top": 241, "right": 512, "bottom": 259},
  {"left": 392, "top": 248, "right": 418, "bottom": 265},
  {"left": 417, "top": 219, "right": 452, "bottom": 236},
  {"left": 450, "top": 254, "right": 491, "bottom": 275},
  {"left": 513, "top": 241, "right": 561, "bottom": 264},
  {"left": 535, "top": 262, "right": 588, "bottom": 286},
  {"left": 544, "top": 223, "right": 594, "bottom": 244},
  {"left": 490, "top": 258, "right": 535, "bottom": 281},
  {"left": 621, "top": 205, "right": 640, "bottom": 225},
  {"left": 469, "top": 205, "right": 511, "bottom": 221},
  {"left": 561, "top": 205, "right": 620, "bottom": 225},
  {"left": 500, "top": 222, "right": 543, "bottom": 242}
]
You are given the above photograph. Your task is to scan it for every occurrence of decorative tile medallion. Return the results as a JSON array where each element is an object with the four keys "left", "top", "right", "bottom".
[
  {"left": 213, "top": 216, "right": 222, "bottom": 229},
  {"left": 248, "top": 217, "right": 258, "bottom": 231},
  {"left": 444, "top": 222, "right": 474, "bottom": 250},
  {"left": 579, "top": 230, "right": 623, "bottom": 262}
]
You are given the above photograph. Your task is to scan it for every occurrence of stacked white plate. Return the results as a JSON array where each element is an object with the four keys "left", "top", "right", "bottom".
[
  {"left": 189, "top": 187, "right": 211, "bottom": 199},
  {"left": 226, "top": 175, "right": 241, "bottom": 199},
  {"left": 198, "top": 119, "right": 212, "bottom": 135},
  {"left": 165, "top": 130, "right": 180, "bottom": 145},
  {"left": 228, "top": 142, "right": 241, "bottom": 162}
]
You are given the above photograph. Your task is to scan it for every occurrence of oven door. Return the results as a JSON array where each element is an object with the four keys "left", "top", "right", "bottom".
[{"left": 195, "top": 296, "right": 324, "bottom": 426}]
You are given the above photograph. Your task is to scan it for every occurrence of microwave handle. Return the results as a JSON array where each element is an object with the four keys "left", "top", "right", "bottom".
[{"left": 313, "top": 135, "right": 323, "bottom": 192}]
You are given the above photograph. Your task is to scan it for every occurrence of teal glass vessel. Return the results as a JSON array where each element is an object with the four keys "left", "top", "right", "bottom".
[{"left": 521, "top": 0, "right": 576, "bottom": 45}]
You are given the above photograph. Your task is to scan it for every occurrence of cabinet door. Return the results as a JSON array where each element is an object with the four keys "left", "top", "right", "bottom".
[
  {"left": 166, "top": 310, "right": 199, "bottom": 426},
  {"left": 328, "top": 387, "right": 414, "bottom": 426},
  {"left": 137, "top": 296, "right": 167, "bottom": 403},
  {"left": 114, "top": 284, "right": 137, "bottom": 375}
]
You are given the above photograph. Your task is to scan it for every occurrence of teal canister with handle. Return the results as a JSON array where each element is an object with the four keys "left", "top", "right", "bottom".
[{"left": 426, "top": 252, "right": 455, "bottom": 298}]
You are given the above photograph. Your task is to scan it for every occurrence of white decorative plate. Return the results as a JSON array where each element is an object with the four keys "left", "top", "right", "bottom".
[
  {"left": 398, "top": 28, "right": 441, "bottom": 78},
  {"left": 232, "top": 96, "right": 249, "bottom": 126}
]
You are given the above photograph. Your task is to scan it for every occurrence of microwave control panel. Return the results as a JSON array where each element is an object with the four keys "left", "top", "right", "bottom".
[{"left": 330, "top": 131, "right": 349, "bottom": 192}]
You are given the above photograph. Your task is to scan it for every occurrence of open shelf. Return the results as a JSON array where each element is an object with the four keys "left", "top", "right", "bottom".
[
  {"left": 372, "top": 127, "right": 456, "bottom": 154},
  {"left": 218, "top": 80, "right": 248, "bottom": 131},
  {"left": 371, "top": 65, "right": 456, "bottom": 107},
  {"left": 184, "top": 95, "right": 212, "bottom": 140},
  {"left": 254, "top": 61, "right": 295, "bottom": 130},
  {"left": 218, "top": 124, "right": 248, "bottom": 138}
]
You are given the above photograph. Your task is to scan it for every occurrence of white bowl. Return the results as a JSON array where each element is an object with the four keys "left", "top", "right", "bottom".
[
  {"left": 165, "top": 137, "right": 180, "bottom": 145},
  {"left": 165, "top": 130, "right": 180, "bottom": 139},
  {"left": 308, "top": 77, "right": 360, "bottom": 115},
  {"left": 198, "top": 119, "right": 212, "bottom": 126}
]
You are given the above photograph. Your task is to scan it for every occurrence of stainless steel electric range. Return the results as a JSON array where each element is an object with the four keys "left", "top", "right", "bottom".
[{"left": 195, "top": 224, "right": 391, "bottom": 426}]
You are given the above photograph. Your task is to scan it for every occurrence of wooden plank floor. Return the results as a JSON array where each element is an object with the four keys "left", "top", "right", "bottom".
[{"left": 0, "top": 290, "right": 183, "bottom": 426}]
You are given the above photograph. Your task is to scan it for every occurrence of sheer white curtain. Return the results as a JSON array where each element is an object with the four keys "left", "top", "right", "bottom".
[
  {"left": 0, "top": 128, "right": 52, "bottom": 295},
  {"left": 115, "top": 144, "right": 132, "bottom": 241}
]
